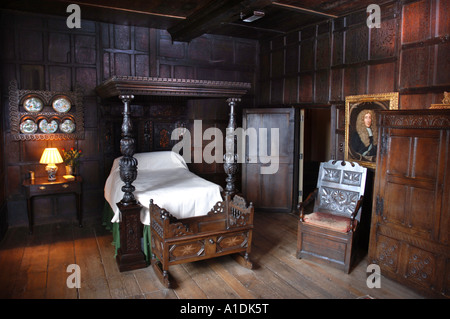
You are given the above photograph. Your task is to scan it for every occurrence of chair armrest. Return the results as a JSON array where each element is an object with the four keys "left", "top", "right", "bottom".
[
  {"left": 349, "top": 195, "right": 364, "bottom": 231},
  {"left": 298, "top": 188, "right": 318, "bottom": 221}
]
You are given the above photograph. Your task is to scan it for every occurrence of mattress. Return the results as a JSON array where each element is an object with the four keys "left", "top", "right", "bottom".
[{"left": 104, "top": 151, "right": 223, "bottom": 225}]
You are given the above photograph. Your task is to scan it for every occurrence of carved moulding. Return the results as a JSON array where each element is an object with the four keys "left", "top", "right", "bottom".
[
  {"left": 95, "top": 75, "right": 251, "bottom": 99},
  {"left": 8, "top": 80, "right": 84, "bottom": 140}
]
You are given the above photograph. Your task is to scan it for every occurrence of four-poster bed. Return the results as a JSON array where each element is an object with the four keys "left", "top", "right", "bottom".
[{"left": 96, "top": 76, "right": 254, "bottom": 288}]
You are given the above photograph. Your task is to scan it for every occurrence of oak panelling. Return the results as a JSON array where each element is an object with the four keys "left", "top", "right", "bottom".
[
  {"left": 1, "top": 12, "right": 104, "bottom": 227},
  {"left": 315, "top": 69, "right": 329, "bottom": 102},
  {"left": 343, "top": 65, "right": 367, "bottom": 97},
  {"left": 399, "top": 46, "right": 431, "bottom": 89},
  {"left": 331, "top": 30, "right": 344, "bottom": 66},
  {"left": 188, "top": 37, "right": 212, "bottom": 61},
  {"left": 19, "top": 30, "right": 43, "bottom": 62},
  {"left": 370, "top": 18, "right": 397, "bottom": 60},
  {"left": 159, "top": 36, "right": 185, "bottom": 59},
  {"left": 437, "top": 0, "right": 450, "bottom": 36},
  {"left": 299, "top": 73, "right": 313, "bottom": 102},
  {"left": 401, "top": 0, "right": 431, "bottom": 44},
  {"left": 435, "top": 42, "right": 450, "bottom": 86},
  {"left": 48, "top": 32, "right": 71, "bottom": 63},
  {"left": 300, "top": 38, "right": 314, "bottom": 72},
  {"left": 368, "top": 62, "right": 396, "bottom": 94},
  {"left": 49, "top": 66, "right": 72, "bottom": 92},
  {"left": 284, "top": 76, "right": 299, "bottom": 104},
  {"left": 75, "top": 35, "right": 97, "bottom": 65},
  {"left": 345, "top": 25, "right": 369, "bottom": 64},
  {"left": 330, "top": 68, "right": 343, "bottom": 101},
  {"left": 316, "top": 34, "right": 330, "bottom": 70},
  {"left": 259, "top": 0, "right": 449, "bottom": 111}
]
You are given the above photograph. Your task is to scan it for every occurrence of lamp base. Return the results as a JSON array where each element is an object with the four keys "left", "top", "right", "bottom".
[{"left": 45, "top": 164, "right": 58, "bottom": 181}]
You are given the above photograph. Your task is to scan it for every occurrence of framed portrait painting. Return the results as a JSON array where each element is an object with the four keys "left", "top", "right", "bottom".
[{"left": 345, "top": 92, "right": 399, "bottom": 169}]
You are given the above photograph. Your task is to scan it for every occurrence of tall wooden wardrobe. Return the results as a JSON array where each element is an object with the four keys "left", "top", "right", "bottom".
[{"left": 368, "top": 109, "right": 450, "bottom": 298}]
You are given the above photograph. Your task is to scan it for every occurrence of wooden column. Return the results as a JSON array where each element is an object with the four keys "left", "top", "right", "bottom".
[
  {"left": 116, "top": 94, "right": 147, "bottom": 272},
  {"left": 223, "top": 98, "right": 239, "bottom": 196}
]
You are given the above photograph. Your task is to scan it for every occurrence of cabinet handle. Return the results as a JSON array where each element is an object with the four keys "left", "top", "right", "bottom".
[
  {"left": 39, "top": 186, "right": 46, "bottom": 190},
  {"left": 62, "top": 184, "right": 69, "bottom": 189},
  {"left": 208, "top": 239, "right": 214, "bottom": 244}
]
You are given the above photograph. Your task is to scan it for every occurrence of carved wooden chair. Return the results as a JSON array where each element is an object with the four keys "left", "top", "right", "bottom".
[{"left": 297, "top": 160, "right": 367, "bottom": 273}]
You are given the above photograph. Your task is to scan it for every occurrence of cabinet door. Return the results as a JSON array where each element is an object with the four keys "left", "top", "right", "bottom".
[
  {"left": 242, "top": 108, "right": 295, "bottom": 212},
  {"left": 376, "top": 128, "right": 444, "bottom": 240},
  {"left": 370, "top": 124, "right": 449, "bottom": 296}
]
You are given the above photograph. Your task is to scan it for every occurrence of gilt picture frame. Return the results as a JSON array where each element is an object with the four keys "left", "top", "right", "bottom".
[{"left": 345, "top": 92, "right": 399, "bottom": 169}]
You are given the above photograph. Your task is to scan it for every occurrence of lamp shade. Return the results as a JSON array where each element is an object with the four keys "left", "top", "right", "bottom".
[{"left": 39, "top": 148, "right": 63, "bottom": 164}]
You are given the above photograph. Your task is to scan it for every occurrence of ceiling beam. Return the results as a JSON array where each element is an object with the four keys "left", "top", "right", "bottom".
[
  {"left": 271, "top": 2, "right": 338, "bottom": 19},
  {"left": 168, "top": 0, "right": 273, "bottom": 42}
]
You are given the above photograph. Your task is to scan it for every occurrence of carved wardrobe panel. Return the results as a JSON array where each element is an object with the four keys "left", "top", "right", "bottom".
[{"left": 368, "top": 109, "right": 450, "bottom": 298}]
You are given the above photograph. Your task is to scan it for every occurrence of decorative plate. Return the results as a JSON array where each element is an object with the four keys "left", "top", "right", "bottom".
[
  {"left": 23, "top": 97, "right": 43, "bottom": 112},
  {"left": 52, "top": 97, "right": 71, "bottom": 113},
  {"left": 20, "top": 119, "right": 38, "bottom": 134},
  {"left": 39, "top": 119, "right": 59, "bottom": 133},
  {"left": 60, "top": 119, "right": 76, "bottom": 133}
]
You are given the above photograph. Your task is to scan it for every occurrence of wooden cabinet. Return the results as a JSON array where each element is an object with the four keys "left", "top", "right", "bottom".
[
  {"left": 368, "top": 109, "right": 450, "bottom": 298},
  {"left": 23, "top": 176, "right": 83, "bottom": 234},
  {"left": 241, "top": 108, "right": 297, "bottom": 213}
]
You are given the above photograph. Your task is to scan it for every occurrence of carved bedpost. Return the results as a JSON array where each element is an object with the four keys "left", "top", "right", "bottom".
[
  {"left": 118, "top": 95, "right": 138, "bottom": 205},
  {"left": 223, "top": 98, "right": 240, "bottom": 197},
  {"left": 116, "top": 94, "right": 147, "bottom": 271}
]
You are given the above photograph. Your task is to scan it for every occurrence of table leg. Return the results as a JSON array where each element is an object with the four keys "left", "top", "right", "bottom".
[
  {"left": 27, "top": 197, "right": 33, "bottom": 234},
  {"left": 76, "top": 192, "right": 82, "bottom": 227}
]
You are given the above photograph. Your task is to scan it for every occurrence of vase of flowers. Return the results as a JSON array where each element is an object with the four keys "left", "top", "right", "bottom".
[{"left": 61, "top": 147, "right": 82, "bottom": 175}]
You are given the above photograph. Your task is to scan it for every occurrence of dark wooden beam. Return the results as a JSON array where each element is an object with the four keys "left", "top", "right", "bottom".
[
  {"left": 272, "top": 2, "right": 338, "bottom": 18},
  {"left": 168, "top": 0, "right": 273, "bottom": 42}
]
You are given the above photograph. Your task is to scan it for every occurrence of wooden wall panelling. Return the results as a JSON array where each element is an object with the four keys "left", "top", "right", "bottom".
[
  {"left": 1, "top": 12, "right": 104, "bottom": 227},
  {"left": 257, "top": 0, "right": 450, "bottom": 169},
  {"left": 399, "top": 0, "right": 450, "bottom": 107}
]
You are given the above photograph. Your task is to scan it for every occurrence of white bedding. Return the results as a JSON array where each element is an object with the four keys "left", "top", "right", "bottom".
[{"left": 104, "top": 151, "right": 223, "bottom": 225}]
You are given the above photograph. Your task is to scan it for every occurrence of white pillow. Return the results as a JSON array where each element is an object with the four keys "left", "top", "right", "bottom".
[{"left": 110, "top": 151, "right": 188, "bottom": 173}]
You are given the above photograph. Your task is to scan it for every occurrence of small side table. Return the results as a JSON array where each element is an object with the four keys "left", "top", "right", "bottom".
[{"left": 23, "top": 176, "right": 83, "bottom": 234}]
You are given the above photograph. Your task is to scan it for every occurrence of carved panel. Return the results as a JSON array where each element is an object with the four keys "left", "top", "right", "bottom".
[
  {"left": 322, "top": 168, "right": 341, "bottom": 183},
  {"left": 169, "top": 240, "right": 205, "bottom": 261},
  {"left": 372, "top": 234, "right": 400, "bottom": 272},
  {"left": 216, "top": 232, "right": 248, "bottom": 252},
  {"left": 370, "top": 18, "right": 397, "bottom": 60},
  {"left": 342, "top": 170, "right": 363, "bottom": 187},
  {"left": 400, "top": 46, "right": 430, "bottom": 89},
  {"left": 401, "top": 0, "right": 431, "bottom": 44},
  {"left": 345, "top": 26, "right": 368, "bottom": 64},
  {"left": 124, "top": 212, "right": 140, "bottom": 252},
  {"left": 317, "top": 186, "right": 359, "bottom": 217},
  {"left": 405, "top": 245, "right": 435, "bottom": 288}
]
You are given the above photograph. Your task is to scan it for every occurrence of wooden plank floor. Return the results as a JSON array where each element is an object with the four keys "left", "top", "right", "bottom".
[{"left": 0, "top": 212, "right": 425, "bottom": 299}]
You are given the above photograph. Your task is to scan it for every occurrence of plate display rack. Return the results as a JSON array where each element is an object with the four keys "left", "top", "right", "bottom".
[{"left": 8, "top": 80, "right": 84, "bottom": 140}]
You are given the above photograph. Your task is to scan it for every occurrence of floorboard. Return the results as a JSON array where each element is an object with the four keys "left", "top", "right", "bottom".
[{"left": 0, "top": 212, "right": 426, "bottom": 300}]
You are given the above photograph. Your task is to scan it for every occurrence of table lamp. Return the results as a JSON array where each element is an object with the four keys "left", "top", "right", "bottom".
[{"left": 40, "top": 148, "right": 63, "bottom": 181}]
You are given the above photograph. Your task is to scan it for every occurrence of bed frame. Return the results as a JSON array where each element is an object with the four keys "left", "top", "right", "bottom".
[{"left": 96, "top": 76, "right": 254, "bottom": 287}]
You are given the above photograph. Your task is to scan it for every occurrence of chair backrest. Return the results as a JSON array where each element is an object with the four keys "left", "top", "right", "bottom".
[{"left": 313, "top": 160, "right": 367, "bottom": 220}]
